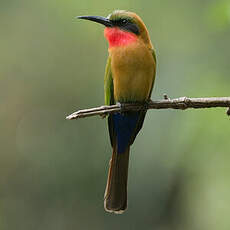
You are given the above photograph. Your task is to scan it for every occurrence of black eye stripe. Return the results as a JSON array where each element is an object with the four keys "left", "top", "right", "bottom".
[
  {"left": 111, "top": 19, "right": 140, "bottom": 35},
  {"left": 122, "top": 24, "right": 140, "bottom": 35},
  {"left": 112, "top": 19, "right": 130, "bottom": 26}
]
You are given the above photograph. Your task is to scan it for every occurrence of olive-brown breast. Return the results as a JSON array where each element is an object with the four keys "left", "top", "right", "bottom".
[{"left": 109, "top": 40, "right": 156, "bottom": 102}]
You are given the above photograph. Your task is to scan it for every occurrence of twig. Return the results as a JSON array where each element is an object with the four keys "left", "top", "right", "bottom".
[{"left": 66, "top": 96, "right": 230, "bottom": 120}]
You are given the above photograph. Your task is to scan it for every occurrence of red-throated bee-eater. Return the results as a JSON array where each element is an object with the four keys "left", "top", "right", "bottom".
[{"left": 78, "top": 10, "right": 156, "bottom": 214}]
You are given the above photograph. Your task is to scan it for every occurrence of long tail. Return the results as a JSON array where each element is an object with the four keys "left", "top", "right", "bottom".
[
  {"left": 104, "top": 111, "right": 146, "bottom": 214},
  {"left": 104, "top": 145, "right": 130, "bottom": 214}
]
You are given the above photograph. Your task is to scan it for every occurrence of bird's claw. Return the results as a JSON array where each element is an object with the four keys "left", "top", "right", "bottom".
[
  {"left": 117, "top": 101, "right": 149, "bottom": 113},
  {"left": 116, "top": 102, "right": 126, "bottom": 114},
  {"left": 100, "top": 113, "right": 107, "bottom": 119}
]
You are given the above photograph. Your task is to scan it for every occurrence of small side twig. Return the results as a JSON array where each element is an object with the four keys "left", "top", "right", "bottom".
[{"left": 66, "top": 96, "right": 230, "bottom": 120}]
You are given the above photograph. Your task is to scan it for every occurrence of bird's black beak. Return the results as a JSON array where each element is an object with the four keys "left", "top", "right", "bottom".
[{"left": 77, "top": 16, "right": 113, "bottom": 27}]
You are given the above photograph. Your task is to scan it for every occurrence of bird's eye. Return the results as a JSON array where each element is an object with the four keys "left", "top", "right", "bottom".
[{"left": 121, "top": 19, "right": 128, "bottom": 25}]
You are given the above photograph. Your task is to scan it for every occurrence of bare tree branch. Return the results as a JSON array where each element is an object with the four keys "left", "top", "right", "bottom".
[{"left": 66, "top": 96, "right": 230, "bottom": 120}]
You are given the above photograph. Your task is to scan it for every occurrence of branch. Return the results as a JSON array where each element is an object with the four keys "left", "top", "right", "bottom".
[{"left": 66, "top": 96, "right": 230, "bottom": 120}]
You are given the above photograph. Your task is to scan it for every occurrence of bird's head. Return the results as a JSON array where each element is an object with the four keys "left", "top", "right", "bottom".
[{"left": 78, "top": 10, "right": 152, "bottom": 48}]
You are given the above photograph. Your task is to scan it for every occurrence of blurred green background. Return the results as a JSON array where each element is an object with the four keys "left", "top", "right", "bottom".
[{"left": 1, "top": 0, "right": 230, "bottom": 229}]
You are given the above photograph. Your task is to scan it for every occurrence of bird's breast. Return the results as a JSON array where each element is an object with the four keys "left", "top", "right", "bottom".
[{"left": 109, "top": 41, "right": 155, "bottom": 103}]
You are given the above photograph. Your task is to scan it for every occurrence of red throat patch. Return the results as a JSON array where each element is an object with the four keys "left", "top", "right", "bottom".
[{"left": 104, "top": 27, "right": 137, "bottom": 48}]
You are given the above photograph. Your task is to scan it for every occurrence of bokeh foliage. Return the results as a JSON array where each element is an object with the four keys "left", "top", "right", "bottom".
[{"left": 0, "top": 0, "right": 230, "bottom": 229}]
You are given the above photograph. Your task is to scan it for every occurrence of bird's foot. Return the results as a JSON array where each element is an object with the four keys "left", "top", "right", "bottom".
[
  {"left": 117, "top": 101, "right": 149, "bottom": 113},
  {"left": 116, "top": 102, "right": 127, "bottom": 114}
]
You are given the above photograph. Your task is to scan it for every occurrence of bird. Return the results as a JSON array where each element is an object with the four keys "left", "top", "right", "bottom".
[{"left": 78, "top": 10, "right": 156, "bottom": 214}]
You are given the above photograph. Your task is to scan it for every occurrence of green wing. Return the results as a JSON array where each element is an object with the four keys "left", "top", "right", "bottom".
[
  {"left": 104, "top": 56, "right": 114, "bottom": 105},
  {"left": 152, "top": 48, "right": 157, "bottom": 64},
  {"left": 104, "top": 56, "right": 115, "bottom": 146}
]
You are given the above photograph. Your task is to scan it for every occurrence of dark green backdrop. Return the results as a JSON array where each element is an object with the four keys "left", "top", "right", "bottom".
[{"left": 1, "top": 0, "right": 230, "bottom": 229}]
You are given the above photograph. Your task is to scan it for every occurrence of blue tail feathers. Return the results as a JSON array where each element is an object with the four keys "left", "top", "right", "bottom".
[{"left": 112, "top": 112, "right": 140, "bottom": 154}]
